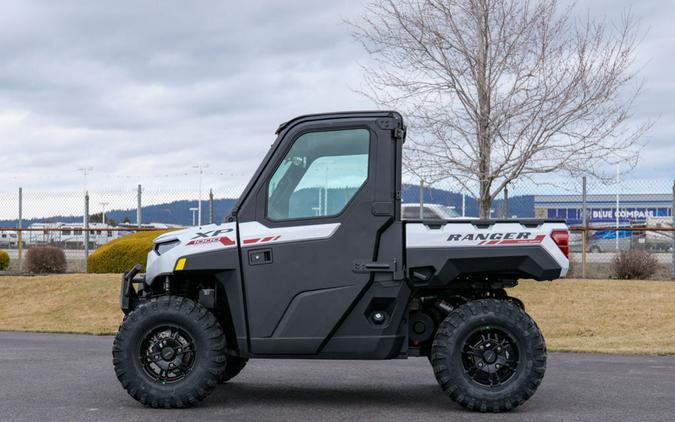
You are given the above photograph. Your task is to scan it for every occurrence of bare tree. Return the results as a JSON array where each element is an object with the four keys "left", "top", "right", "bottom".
[{"left": 351, "top": 0, "right": 650, "bottom": 217}]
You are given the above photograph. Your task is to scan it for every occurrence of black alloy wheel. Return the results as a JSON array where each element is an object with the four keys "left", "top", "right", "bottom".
[
  {"left": 460, "top": 326, "right": 520, "bottom": 387},
  {"left": 113, "top": 296, "right": 227, "bottom": 408},
  {"left": 140, "top": 325, "right": 197, "bottom": 384},
  {"left": 431, "top": 299, "right": 546, "bottom": 413}
]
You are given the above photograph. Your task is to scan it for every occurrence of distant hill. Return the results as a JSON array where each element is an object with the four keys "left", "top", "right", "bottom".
[
  {"left": 0, "top": 185, "right": 534, "bottom": 227},
  {"left": 0, "top": 198, "right": 238, "bottom": 228}
]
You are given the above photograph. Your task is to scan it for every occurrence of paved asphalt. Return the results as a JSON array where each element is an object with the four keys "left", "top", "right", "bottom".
[{"left": 1, "top": 332, "right": 674, "bottom": 422}]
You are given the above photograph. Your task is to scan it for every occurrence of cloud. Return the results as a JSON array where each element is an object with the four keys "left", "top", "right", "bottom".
[
  {"left": 0, "top": 0, "right": 671, "bottom": 203},
  {"left": 0, "top": 0, "right": 373, "bottom": 194}
]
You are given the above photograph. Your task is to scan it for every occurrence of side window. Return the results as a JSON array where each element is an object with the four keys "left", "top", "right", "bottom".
[{"left": 267, "top": 128, "right": 370, "bottom": 220}]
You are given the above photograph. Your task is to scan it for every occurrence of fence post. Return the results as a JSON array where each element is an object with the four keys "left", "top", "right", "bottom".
[
  {"left": 137, "top": 184, "right": 142, "bottom": 228},
  {"left": 671, "top": 178, "right": 674, "bottom": 280},
  {"left": 502, "top": 185, "right": 509, "bottom": 219},
  {"left": 209, "top": 189, "right": 214, "bottom": 225},
  {"left": 582, "top": 176, "right": 587, "bottom": 279},
  {"left": 84, "top": 191, "right": 90, "bottom": 272},
  {"left": 18, "top": 187, "right": 23, "bottom": 271},
  {"left": 419, "top": 179, "right": 424, "bottom": 219}
]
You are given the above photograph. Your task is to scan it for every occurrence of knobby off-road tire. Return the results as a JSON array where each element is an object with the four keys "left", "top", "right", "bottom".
[
  {"left": 431, "top": 299, "right": 546, "bottom": 413},
  {"left": 113, "top": 296, "right": 227, "bottom": 408},
  {"left": 219, "top": 356, "right": 248, "bottom": 383}
]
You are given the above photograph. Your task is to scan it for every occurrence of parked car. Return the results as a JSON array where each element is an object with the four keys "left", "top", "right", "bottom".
[
  {"left": 0, "top": 231, "right": 20, "bottom": 248},
  {"left": 568, "top": 226, "right": 634, "bottom": 253},
  {"left": 401, "top": 203, "right": 464, "bottom": 219}
]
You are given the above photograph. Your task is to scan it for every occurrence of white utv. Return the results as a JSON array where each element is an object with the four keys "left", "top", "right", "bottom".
[{"left": 115, "top": 111, "right": 569, "bottom": 412}]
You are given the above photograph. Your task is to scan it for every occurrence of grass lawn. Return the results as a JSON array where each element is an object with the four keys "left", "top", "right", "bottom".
[{"left": 0, "top": 274, "right": 673, "bottom": 355}]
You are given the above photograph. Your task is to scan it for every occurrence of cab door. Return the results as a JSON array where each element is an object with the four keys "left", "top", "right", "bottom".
[{"left": 235, "top": 113, "right": 402, "bottom": 355}]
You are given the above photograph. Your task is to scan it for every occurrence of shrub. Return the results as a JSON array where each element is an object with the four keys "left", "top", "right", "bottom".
[
  {"left": 88, "top": 230, "right": 172, "bottom": 274},
  {"left": 0, "top": 250, "right": 9, "bottom": 270},
  {"left": 25, "top": 246, "right": 67, "bottom": 274},
  {"left": 611, "top": 249, "right": 657, "bottom": 280}
]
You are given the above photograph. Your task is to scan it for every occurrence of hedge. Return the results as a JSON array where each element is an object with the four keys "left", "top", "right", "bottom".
[
  {"left": 88, "top": 230, "right": 172, "bottom": 274},
  {"left": 25, "top": 246, "right": 67, "bottom": 273},
  {"left": 0, "top": 250, "right": 9, "bottom": 270}
]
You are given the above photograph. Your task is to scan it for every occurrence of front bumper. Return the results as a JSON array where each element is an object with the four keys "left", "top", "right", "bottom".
[{"left": 120, "top": 264, "right": 144, "bottom": 315}]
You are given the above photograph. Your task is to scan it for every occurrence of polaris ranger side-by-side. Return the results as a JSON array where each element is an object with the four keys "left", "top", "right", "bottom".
[{"left": 114, "top": 111, "right": 569, "bottom": 412}]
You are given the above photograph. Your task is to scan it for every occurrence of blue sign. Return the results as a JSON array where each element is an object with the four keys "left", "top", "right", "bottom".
[{"left": 547, "top": 207, "right": 671, "bottom": 224}]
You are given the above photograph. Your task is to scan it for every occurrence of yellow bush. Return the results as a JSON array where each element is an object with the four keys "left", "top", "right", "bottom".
[
  {"left": 87, "top": 230, "right": 172, "bottom": 274},
  {"left": 0, "top": 250, "right": 9, "bottom": 270}
]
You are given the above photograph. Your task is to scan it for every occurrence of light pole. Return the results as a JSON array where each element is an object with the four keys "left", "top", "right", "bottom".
[
  {"left": 77, "top": 167, "right": 93, "bottom": 226},
  {"left": 77, "top": 166, "right": 94, "bottom": 192},
  {"left": 189, "top": 207, "right": 199, "bottom": 226},
  {"left": 193, "top": 164, "right": 209, "bottom": 226},
  {"left": 100, "top": 202, "right": 109, "bottom": 225},
  {"left": 616, "top": 164, "right": 620, "bottom": 250}
]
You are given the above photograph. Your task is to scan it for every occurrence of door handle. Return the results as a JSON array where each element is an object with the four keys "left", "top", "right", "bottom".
[
  {"left": 352, "top": 259, "right": 397, "bottom": 273},
  {"left": 248, "top": 248, "right": 273, "bottom": 265}
]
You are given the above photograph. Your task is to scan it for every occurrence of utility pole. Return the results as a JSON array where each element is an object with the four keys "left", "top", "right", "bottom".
[
  {"left": 582, "top": 176, "right": 588, "bottom": 279},
  {"left": 462, "top": 193, "right": 466, "bottom": 218},
  {"left": 18, "top": 187, "right": 23, "bottom": 270},
  {"left": 77, "top": 167, "right": 93, "bottom": 226},
  {"left": 137, "top": 184, "right": 142, "bottom": 228},
  {"left": 84, "top": 192, "right": 90, "bottom": 272},
  {"left": 615, "top": 164, "right": 620, "bottom": 250},
  {"left": 193, "top": 164, "right": 209, "bottom": 226},
  {"left": 100, "top": 202, "right": 109, "bottom": 225},
  {"left": 209, "top": 189, "right": 214, "bottom": 225},
  {"left": 190, "top": 207, "right": 199, "bottom": 226}
]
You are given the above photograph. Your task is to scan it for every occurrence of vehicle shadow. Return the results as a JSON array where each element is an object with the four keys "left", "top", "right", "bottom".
[{"left": 207, "top": 381, "right": 464, "bottom": 412}]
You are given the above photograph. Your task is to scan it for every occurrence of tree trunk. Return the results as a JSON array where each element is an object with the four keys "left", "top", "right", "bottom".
[
  {"left": 476, "top": 0, "right": 492, "bottom": 219},
  {"left": 479, "top": 193, "right": 492, "bottom": 219}
]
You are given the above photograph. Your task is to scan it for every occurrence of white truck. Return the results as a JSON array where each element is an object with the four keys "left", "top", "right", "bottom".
[{"left": 115, "top": 111, "right": 569, "bottom": 412}]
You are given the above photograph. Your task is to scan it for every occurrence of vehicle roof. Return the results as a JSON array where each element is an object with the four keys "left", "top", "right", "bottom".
[{"left": 275, "top": 110, "right": 402, "bottom": 134}]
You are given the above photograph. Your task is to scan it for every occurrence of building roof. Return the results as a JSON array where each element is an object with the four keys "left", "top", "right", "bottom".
[{"left": 534, "top": 194, "right": 671, "bottom": 207}]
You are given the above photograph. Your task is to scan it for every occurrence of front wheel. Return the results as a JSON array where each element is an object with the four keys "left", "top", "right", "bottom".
[
  {"left": 430, "top": 299, "right": 546, "bottom": 413},
  {"left": 112, "top": 296, "right": 227, "bottom": 408}
]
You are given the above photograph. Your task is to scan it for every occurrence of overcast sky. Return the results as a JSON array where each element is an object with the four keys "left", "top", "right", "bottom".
[{"left": 1, "top": 0, "right": 673, "bottom": 197}]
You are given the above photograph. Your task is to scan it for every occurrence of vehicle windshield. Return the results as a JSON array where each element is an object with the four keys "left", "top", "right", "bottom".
[{"left": 437, "top": 205, "right": 460, "bottom": 218}]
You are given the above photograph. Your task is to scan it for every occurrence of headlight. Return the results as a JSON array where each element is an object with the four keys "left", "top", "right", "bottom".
[{"left": 155, "top": 239, "right": 180, "bottom": 255}]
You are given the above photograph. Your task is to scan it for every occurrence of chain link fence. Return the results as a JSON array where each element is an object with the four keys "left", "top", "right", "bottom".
[
  {"left": 406, "top": 177, "right": 675, "bottom": 280},
  {"left": 0, "top": 183, "right": 245, "bottom": 272},
  {"left": 1, "top": 176, "right": 673, "bottom": 278}
]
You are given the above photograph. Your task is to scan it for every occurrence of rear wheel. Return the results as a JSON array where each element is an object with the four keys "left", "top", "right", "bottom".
[
  {"left": 431, "top": 299, "right": 546, "bottom": 413},
  {"left": 112, "top": 296, "right": 227, "bottom": 408}
]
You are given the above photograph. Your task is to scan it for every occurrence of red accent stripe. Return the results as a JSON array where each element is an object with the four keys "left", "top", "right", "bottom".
[
  {"left": 273, "top": 235, "right": 281, "bottom": 240},
  {"left": 498, "top": 234, "right": 546, "bottom": 245},
  {"left": 261, "top": 236, "right": 274, "bottom": 242},
  {"left": 243, "top": 238, "right": 259, "bottom": 244},
  {"left": 219, "top": 236, "right": 235, "bottom": 246}
]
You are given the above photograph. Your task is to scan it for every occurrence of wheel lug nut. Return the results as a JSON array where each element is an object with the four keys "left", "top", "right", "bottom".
[{"left": 478, "top": 362, "right": 483, "bottom": 367}]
